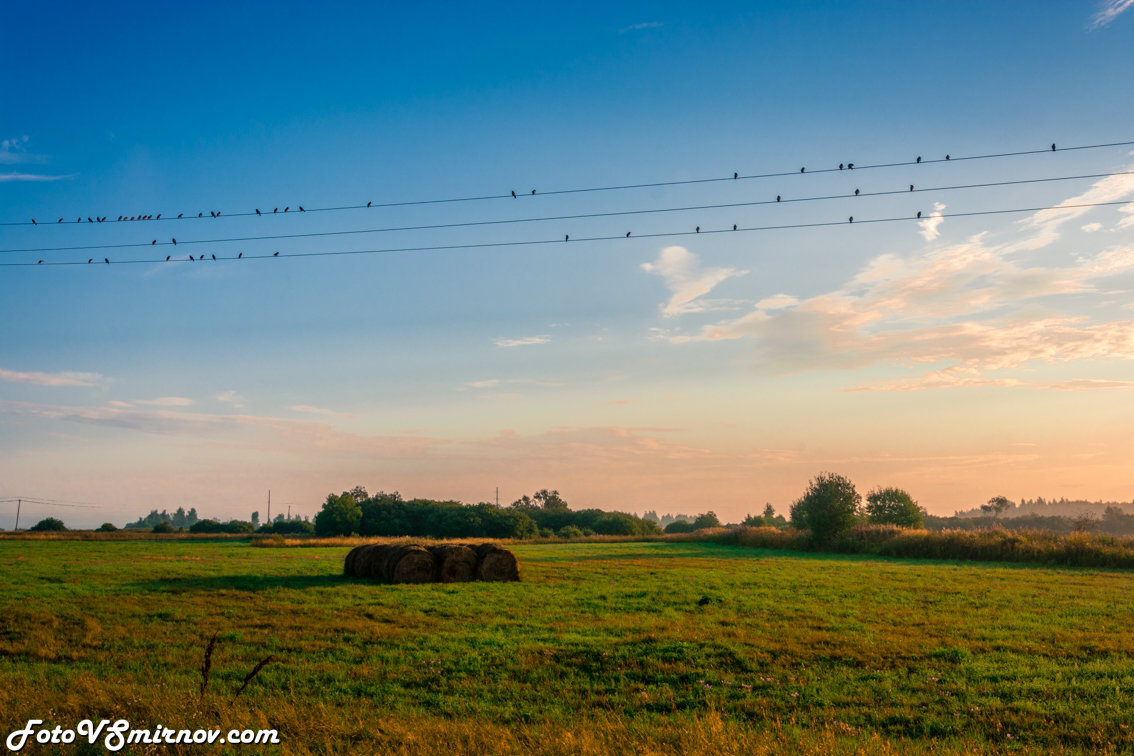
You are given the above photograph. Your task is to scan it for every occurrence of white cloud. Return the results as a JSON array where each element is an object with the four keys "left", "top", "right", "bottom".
[
  {"left": 1089, "top": 0, "right": 1134, "bottom": 28},
  {"left": 918, "top": 202, "right": 946, "bottom": 241},
  {"left": 0, "top": 172, "right": 74, "bottom": 182},
  {"left": 620, "top": 21, "right": 663, "bottom": 33},
  {"left": 673, "top": 174, "right": 1134, "bottom": 390},
  {"left": 641, "top": 246, "right": 748, "bottom": 317},
  {"left": 134, "top": 397, "right": 194, "bottom": 407},
  {"left": 215, "top": 390, "right": 246, "bottom": 408},
  {"left": 1081, "top": 222, "right": 1103, "bottom": 233},
  {"left": 0, "top": 367, "right": 104, "bottom": 387},
  {"left": 494, "top": 335, "right": 551, "bottom": 348},
  {"left": 288, "top": 405, "right": 357, "bottom": 419}
]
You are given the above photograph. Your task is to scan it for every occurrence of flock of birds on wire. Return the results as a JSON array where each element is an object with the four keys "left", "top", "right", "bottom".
[{"left": 14, "top": 143, "right": 1071, "bottom": 265}]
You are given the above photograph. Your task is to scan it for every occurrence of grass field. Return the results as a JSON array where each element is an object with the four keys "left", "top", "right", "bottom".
[{"left": 1, "top": 538, "right": 1132, "bottom": 754}]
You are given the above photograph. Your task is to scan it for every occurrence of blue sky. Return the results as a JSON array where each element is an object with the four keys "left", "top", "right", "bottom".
[{"left": 2, "top": 1, "right": 1133, "bottom": 527}]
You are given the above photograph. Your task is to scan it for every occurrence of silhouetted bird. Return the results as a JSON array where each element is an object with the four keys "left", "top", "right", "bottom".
[
  {"left": 166, "top": 255, "right": 170, "bottom": 261},
  {"left": 37, "top": 260, "right": 42, "bottom": 264},
  {"left": 626, "top": 231, "right": 631, "bottom": 237},
  {"left": 211, "top": 254, "right": 216, "bottom": 260},
  {"left": 58, "top": 218, "right": 63, "bottom": 223},
  {"left": 255, "top": 209, "right": 261, "bottom": 216},
  {"left": 104, "top": 258, "right": 109, "bottom": 264},
  {"left": 155, "top": 214, "right": 160, "bottom": 220},
  {"left": 733, "top": 172, "right": 738, "bottom": 179},
  {"left": 839, "top": 163, "right": 844, "bottom": 170},
  {"left": 299, "top": 206, "right": 304, "bottom": 211},
  {"left": 565, "top": 235, "right": 569, "bottom": 241},
  {"left": 189, "top": 255, "right": 195, "bottom": 261},
  {"left": 916, "top": 156, "right": 922, "bottom": 163},
  {"left": 800, "top": 167, "right": 805, "bottom": 173},
  {"left": 854, "top": 189, "right": 860, "bottom": 196},
  {"left": 238, "top": 252, "right": 243, "bottom": 259},
  {"left": 696, "top": 226, "right": 700, "bottom": 233},
  {"left": 367, "top": 201, "right": 372, "bottom": 208},
  {"left": 917, "top": 211, "right": 922, "bottom": 218},
  {"left": 198, "top": 212, "right": 203, "bottom": 217},
  {"left": 273, "top": 251, "right": 279, "bottom": 256},
  {"left": 910, "top": 185, "right": 914, "bottom": 191},
  {"left": 849, "top": 216, "right": 854, "bottom": 223},
  {"left": 172, "top": 238, "right": 177, "bottom": 245},
  {"left": 151, "top": 240, "right": 156, "bottom": 245},
  {"left": 87, "top": 259, "right": 93, "bottom": 263},
  {"left": 118, "top": 216, "right": 124, "bottom": 221},
  {"left": 733, "top": 224, "right": 737, "bottom": 231},
  {"left": 511, "top": 191, "right": 517, "bottom": 198},
  {"left": 284, "top": 207, "right": 288, "bottom": 212},
  {"left": 177, "top": 213, "right": 183, "bottom": 218},
  {"left": 531, "top": 190, "right": 536, "bottom": 195},
  {"left": 88, "top": 217, "right": 93, "bottom": 223},
  {"left": 210, "top": 211, "right": 216, "bottom": 218},
  {"left": 945, "top": 154, "right": 950, "bottom": 160},
  {"left": 215, "top": 211, "right": 221, "bottom": 217},
  {"left": 1052, "top": 143, "right": 1056, "bottom": 151},
  {"left": 848, "top": 163, "right": 854, "bottom": 169},
  {"left": 273, "top": 208, "right": 278, "bottom": 213},
  {"left": 776, "top": 195, "right": 781, "bottom": 202}
]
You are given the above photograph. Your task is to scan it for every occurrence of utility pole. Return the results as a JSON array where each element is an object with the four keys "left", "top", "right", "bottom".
[
  {"left": 14, "top": 498, "right": 20, "bottom": 531},
  {"left": 495, "top": 487, "right": 499, "bottom": 507},
  {"left": 287, "top": 504, "right": 291, "bottom": 521},
  {"left": 267, "top": 490, "right": 271, "bottom": 523}
]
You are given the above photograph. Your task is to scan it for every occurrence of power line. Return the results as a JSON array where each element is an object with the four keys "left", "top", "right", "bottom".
[
  {"left": 6, "top": 198, "right": 1130, "bottom": 267},
  {"left": 0, "top": 496, "right": 100, "bottom": 509},
  {"left": 5, "top": 170, "right": 1131, "bottom": 256},
  {"left": 4, "top": 138, "right": 1131, "bottom": 228}
]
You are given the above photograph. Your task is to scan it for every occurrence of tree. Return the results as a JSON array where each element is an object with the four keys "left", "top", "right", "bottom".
[
  {"left": 790, "top": 472, "right": 861, "bottom": 543},
  {"left": 152, "top": 521, "right": 175, "bottom": 533},
  {"left": 692, "top": 512, "right": 721, "bottom": 530},
  {"left": 29, "top": 517, "right": 67, "bottom": 531},
  {"left": 865, "top": 487, "right": 924, "bottom": 528},
  {"left": 314, "top": 492, "right": 363, "bottom": 536},
  {"left": 251, "top": 510, "right": 260, "bottom": 528},
  {"left": 981, "top": 496, "right": 1013, "bottom": 518},
  {"left": 96, "top": 522, "right": 118, "bottom": 532},
  {"left": 763, "top": 503, "right": 776, "bottom": 519},
  {"left": 348, "top": 485, "right": 369, "bottom": 503}
]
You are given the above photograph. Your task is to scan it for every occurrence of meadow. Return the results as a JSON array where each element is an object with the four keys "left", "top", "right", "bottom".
[{"left": 1, "top": 538, "right": 1131, "bottom": 754}]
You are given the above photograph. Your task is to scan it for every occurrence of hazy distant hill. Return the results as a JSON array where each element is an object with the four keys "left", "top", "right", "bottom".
[{"left": 954, "top": 497, "right": 1133, "bottom": 519}]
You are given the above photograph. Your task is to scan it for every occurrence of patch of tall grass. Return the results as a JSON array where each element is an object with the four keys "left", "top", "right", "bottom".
[{"left": 719, "top": 524, "right": 1134, "bottom": 568}]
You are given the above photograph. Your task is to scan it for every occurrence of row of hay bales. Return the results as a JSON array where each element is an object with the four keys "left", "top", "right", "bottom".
[{"left": 344, "top": 542, "right": 520, "bottom": 584}]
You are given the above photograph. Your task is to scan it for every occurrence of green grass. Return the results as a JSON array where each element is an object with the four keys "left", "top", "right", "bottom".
[{"left": 1, "top": 539, "right": 1132, "bottom": 754}]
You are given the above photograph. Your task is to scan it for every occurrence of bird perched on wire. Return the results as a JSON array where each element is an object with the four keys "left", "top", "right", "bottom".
[
  {"left": 88, "top": 258, "right": 93, "bottom": 263},
  {"left": 733, "top": 172, "right": 738, "bottom": 179},
  {"left": 299, "top": 206, "right": 305, "bottom": 212},
  {"left": 104, "top": 258, "right": 109, "bottom": 264},
  {"left": 917, "top": 211, "right": 922, "bottom": 218},
  {"left": 255, "top": 209, "right": 261, "bottom": 216},
  {"left": 172, "top": 238, "right": 177, "bottom": 245},
  {"left": 531, "top": 190, "right": 536, "bottom": 195},
  {"left": 848, "top": 163, "right": 854, "bottom": 169},
  {"left": 166, "top": 255, "right": 170, "bottom": 261},
  {"left": 1051, "top": 143, "right": 1056, "bottom": 151},
  {"left": 849, "top": 216, "right": 854, "bottom": 223},
  {"left": 189, "top": 255, "right": 195, "bottom": 261},
  {"left": 916, "top": 156, "right": 922, "bottom": 163},
  {"left": 564, "top": 234, "right": 569, "bottom": 241},
  {"left": 776, "top": 195, "right": 781, "bottom": 202},
  {"left": 695, "top": 226, "right": 700, "bottom": 233},
  {"left": 511, "top": 191, "right": 517, "bottom": 198},
  {"left": 273, "top": 251, "right": 279, "bottom": 256},
  {"left": 284, "top": 207, "right": 288, "bottom": 212},
  {"left": 910, "top": 185, "right": 914, "bottom": 191},
  {"left": 37, "top": 260, "right": 42, "bottom": 264},
  {"left": 800, "top": 167, "right": 805, "bottom": 173},
  {"left": 178, "top": 213, "right": 183, "bottom": 218},
  {"left": 733, "top": 224, "right": 737, "bottom": 231},
  {"left": 367, "top": 201, "right": 372, "bottom": 208},
  {"left": 626, "top": 231, "right": 631, "bottom": 237},
  {"left": 945, "top": 154, "right": 950, "bottom": 160},
  {"left": 31, "top": 219, "right": 36, "bottom": 225},
  {"left": 211, "top": 254, "right": 216, "bottom": 260},
  {"left": 839, "top": 163, "right": 844, "bottom": 170},
  {"left": 273, "top": 208, "right": 278, "bottom": 213},
  {"left": 238, "top": 252, "right": 243, "bottom": 259},
  {"left": 151, "top": 240, "right": 156, "bottom": 245},
  {"left": 854, "top": 189, "right": 860, "bottom": 196}
]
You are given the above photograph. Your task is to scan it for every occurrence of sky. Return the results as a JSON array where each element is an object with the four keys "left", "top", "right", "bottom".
[{"left": 2, "top": 1, "right": 1133, "bottom": 528}]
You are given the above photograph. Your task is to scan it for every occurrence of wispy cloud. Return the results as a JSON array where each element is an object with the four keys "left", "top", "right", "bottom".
[
  {"left": 215, "top": 390, "right": 246, "bottom": 408},
  {"left": 672, "top": 171, "right": 1134, "bottom": 390},
  {"left": 134, "top": 397, "right": 194, "bottom": 407},
  {"left": 0, "top": 172, "right": 75, "bottom": 182},
  {"left": 641, "top": 246, "right": 748, "bottom": 317},
  {"left": 918, "top": 202, "right": 947, "bottom": 241},
  {"left": 288, "top": 404, "right": 357, "bottom": 419},
  {"left": 620, "top": 21, "right": 663, "bottom": 33},
  {"left": 460, "top": 377, "right": 564, "bottom": 391},
  {"left": 0, "top": 136, "right": 36, "bottom": 164},
  {"left": 0, "top": 367, "right": 105, "bottom": 387},
  {"left": 494, "top": 335, "right": 551, "bottom": 348},
  {"left": 1088, "top": 0, "right": 1134, "bottom": 28}
]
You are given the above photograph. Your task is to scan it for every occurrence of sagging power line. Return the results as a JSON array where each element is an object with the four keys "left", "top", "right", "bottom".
[{"left": 4, "top": 138, "right": 1131, "bottom": 229}]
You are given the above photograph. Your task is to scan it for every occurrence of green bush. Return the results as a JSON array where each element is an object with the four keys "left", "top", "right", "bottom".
[
  {"left": 152, "top": 522, "right": 175, "bottom": 533},
  {"left": 790, "top": 472, "right": 862, "bottom": 544},
  {"left": 664, "top": 521, "right": 696, "bottom": 534},
  {"left": 29, "top": 517, "right": 66, "bottom": 532},
  {"left": 558, "top": 525, "right": 584, "bottom": 539},
  {"left": 865, "top": 487, "right": 924, "bottom": 528},
  {"left": 96, "top": 522, "right": 118, "bottom": 532}
]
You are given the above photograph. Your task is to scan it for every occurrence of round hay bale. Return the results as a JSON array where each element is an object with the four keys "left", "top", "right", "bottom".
[
  {"left": 474, "top": 543, "right": 520, "bottom": 582},
  {"left": 346, "top": 544, "right": 392, "bottom": 579},
  {"left": 428, "top": 544, "right": 478, "bottom": 583},
  {"left": 383, "top": 544, "right": 438, "bottom": 583},
  {"left": 344, "top": 545, "right": 366, "bottom": 576}
]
